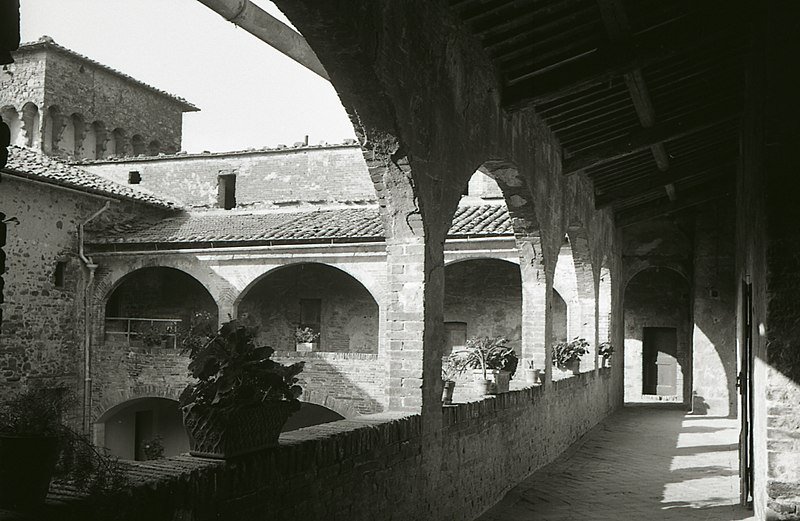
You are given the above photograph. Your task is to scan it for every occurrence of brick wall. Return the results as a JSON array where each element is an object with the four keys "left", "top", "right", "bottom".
[
  {"left": 51, "top": 369, "right": 616, "bottom": 521},
  {"left": 81, "top": 144, "right": 375, "bottom": 208}
]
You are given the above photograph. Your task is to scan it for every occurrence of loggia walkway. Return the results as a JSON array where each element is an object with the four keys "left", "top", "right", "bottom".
[{"left": 477, "top": 406, "right": 754, "bottom": 521}]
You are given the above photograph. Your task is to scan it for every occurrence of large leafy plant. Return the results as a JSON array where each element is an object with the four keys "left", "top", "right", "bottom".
[
  {"left": 179, "top": 319, "right": 304, "bottom": 415},
  {"left": 453, "top": 336, "right": 519, "bottom": 381},
  {"left": 0, "top": 387, "right": 127, "bottom": 494},
  {"left": 552, "top": 337, "right": 590, "bottom": 367}
]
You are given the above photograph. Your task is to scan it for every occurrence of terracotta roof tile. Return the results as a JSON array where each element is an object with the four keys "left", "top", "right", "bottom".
[
  {"left": 88, "top": 204, "right": 512, "bottom": 245},
  {"left": 3, "top": 145, "right": 181, "bottom": 210}
]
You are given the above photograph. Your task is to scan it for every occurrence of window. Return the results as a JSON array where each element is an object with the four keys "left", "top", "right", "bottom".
[
  {"left": 299, "top": 298, "right": 321, "bottom": 334},
  {"left": 128, "top": 171, "right": 141, "bottom": 184},
  {"left": 444, "top": 322, "right": 467, "bottom": 355},
  {"left": 217, "top": 174, "right": 236, "bottom": 210},
  {"left": 54, "top": 261, "right": 67, "bottom": 288}
]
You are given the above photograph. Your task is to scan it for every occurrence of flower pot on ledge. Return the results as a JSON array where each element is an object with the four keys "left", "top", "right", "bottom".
[
  {"left": 472, "top": 369, "right": 511, "bottom": 394},
  {"left": 295, "top": 342, "right": 317, "bottom": 353}
]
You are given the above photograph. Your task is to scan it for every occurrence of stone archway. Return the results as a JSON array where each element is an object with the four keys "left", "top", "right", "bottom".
[{"left": 237, "top": 262, "right": 379, "bottom": 354}]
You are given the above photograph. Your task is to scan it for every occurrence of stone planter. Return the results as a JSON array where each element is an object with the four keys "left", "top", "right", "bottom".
[
  {"left": 472, "top": 369, "right": 511, "bottom": 394},
  {"left": 556, "top": 359, "right": 581, "bottom": 375},
  {"left": 295, "top": 342, "right": 317, "bottom": 353},
  {"left": 602, "top": 357, "right": 611, "bottom": 368},
  {"left": 183, "top": 401, "right": 296, "bottom": 459},
  {"left": 0, "top": 434, "right": 61, "bottom": 510},
  {"left": 442, "top": 380, "right": 456, "bottom": 404}
]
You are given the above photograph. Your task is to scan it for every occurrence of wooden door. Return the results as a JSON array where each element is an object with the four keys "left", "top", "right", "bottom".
[
  {"left": 739, "top": 281, "right": 754, "bottom": 506},
  {"left": 643, "top": 327, "right": 678, "bottom": 396}
]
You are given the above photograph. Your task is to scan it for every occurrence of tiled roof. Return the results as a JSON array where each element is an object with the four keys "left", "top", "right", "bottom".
[
  {"left": 88, "top": 204, "right": 512, "bottom": 245},
  {"left": 2, "top": 146, "right": 181, "bottom": 210},
  {"left": 16, "top": 37, "right": 198, "bottom": 112}
]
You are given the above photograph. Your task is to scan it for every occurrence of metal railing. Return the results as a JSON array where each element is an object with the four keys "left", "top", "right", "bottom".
[{"left": 104, "top": 317, "right": 181, "bottom": 349}]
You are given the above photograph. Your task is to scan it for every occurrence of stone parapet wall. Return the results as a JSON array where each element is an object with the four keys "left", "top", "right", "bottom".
[{"left": 53, "top": 368, "right": 616, "bottom": 520}]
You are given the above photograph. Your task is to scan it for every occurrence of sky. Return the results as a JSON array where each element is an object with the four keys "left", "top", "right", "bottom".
[{"left": 18, "top": 0, "right": 356, "bottom": 153}]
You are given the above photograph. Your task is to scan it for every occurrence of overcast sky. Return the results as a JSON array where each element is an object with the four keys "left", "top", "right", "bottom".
[{"left": 19, "top": 0, "right": 356, "bottom": 153}]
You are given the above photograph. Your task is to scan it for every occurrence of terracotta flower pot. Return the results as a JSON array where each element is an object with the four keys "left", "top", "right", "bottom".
[{"left": 442, "top": 380, "right": 456, "bottom": 404}]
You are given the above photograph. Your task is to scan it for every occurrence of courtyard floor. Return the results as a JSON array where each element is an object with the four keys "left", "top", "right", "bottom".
[{"left": 477, "top": 406, "right": 755, "bottom": 521}]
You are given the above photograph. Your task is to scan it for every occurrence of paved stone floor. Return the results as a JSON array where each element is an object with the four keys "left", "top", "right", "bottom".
[{"left": 478, "top": 406, "right": 755, "bottom": 521}]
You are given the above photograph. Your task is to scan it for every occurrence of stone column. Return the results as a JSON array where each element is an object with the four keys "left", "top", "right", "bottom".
[{"left": 519, "top": 238, "right": 549, "bottom": 382}]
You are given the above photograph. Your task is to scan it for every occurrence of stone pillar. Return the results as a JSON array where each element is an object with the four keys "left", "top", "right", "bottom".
[{"left": 519, "top": 239, "right": 549, "bottom": 382}]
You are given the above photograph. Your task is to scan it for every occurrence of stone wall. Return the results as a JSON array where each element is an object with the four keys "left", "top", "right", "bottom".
[
  {"left": 81, "top": 144, "right": 375, "bottom": 208},
  {"left": 0, "top": 174, "right": 166, "bottom": 399},
  {"left": 50, "top": 369, "right": 616, "bottom": 521},
  {"left": 623, "top": 267, "right": 691, "bottom": 405}
]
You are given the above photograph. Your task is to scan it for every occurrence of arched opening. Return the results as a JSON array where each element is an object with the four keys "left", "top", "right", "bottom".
[
  {"left": 43, "top": 106, "right": 60, "bottom": 155},
  {"left": 623, "top": 267, "right": 691, "bottom": 407},
  {"left": 68, "top": 113, "right": 84, "bottom": 157},
  {"left": 282, "top": 402, "right": 345, "bottom": 432},
  {"left": 462, "top": 168, "right": 505, "bottom": 201},
  {"left": 21, "top": 103, "right": 40, "bottom": 148},
  {"left": 148, "top": 139, "right": 160, "bottom": 156},
  {"left": 552, "top": 289, "right": 568, "bottom": 343},
  {"left": 91, "top": 121, "right": 107, "bottom": 158},
  {"left": 104, "top": 267, "right": 218, "bottom": 348},
  {"left": 443, "top": 258, "right": 522, "bottom": 354},
  {"left": 108, "top": 128, "right": 125, "bottom": 157},
  {"left": 131, "top": 134, "right": 145, "bottom": 156},
  {"left": 95, "top": 397, "right": 188, "bottom": 461},
  {"left": 237, "top": 263, "right": 379, "bottom": 353},
  {"left": 1, "top": 106, "right": 22, "bottom": 146}
]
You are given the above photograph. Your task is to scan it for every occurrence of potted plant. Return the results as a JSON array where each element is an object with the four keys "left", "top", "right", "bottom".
[
  {"left": 552, "top": 337, "right": 590, "bottom": 374},
  {"left": 441, "top": 353, "right": 466, "bottom": 405},
  {"left": 599, "top": 341, "right": 614, "bottom": 367},
  {"left": 179, "top": 319, "right": 305, "bottom": 459},
  {"left": 294, "top": 326, "right": 320, "bottom": 352},
  {"left": 0, "top": 387, "right": 126, "bottom": 511},
  {"left": 522, "top": 360, "right": 542, "bottom": 386},
  {"left": 453, "top": 336, "right": 519, "bottom": 395}
]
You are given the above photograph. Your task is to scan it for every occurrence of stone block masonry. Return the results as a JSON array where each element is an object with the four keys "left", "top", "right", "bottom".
[{"left": 45, "top": 368, "right": 618, "bottom": 521}]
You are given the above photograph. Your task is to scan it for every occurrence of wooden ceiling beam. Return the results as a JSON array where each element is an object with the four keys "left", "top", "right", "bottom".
[
  {"left": 561, "top": 111, "right": 738, "bottom": 175},
  {"left": 502, "top": 31, "right": 735, "bottom": 111},
  {"left": 614, "top": 184, "right": 732, "bottom": 228},
  {"left": 594, "top": 160, "right": 734, "bottom": 208},
  {"left": 597, "top": 0, "right": 669, "bottom": 171}
]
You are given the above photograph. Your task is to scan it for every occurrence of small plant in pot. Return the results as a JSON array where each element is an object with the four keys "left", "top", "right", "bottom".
[
  {"left": 523, "top": 360, "right": 542, "bottom": 386},
  {"left": 453, "top": 336, "right": 519, "bottom": 395},
  {"left": 552, "top": 337, "right": 590, "bottom": 374},
  {"left": 179, "top": 319, "right": 305, "bottom": 459},
  {"left": 599, "top": 341, "right": 614, "bottom": 367},
  {"left": 294, "top": 326, "right": 320, "bottom": 353},
  {"left": 441, "top": 353, "right": 466, "bottom": 405},
  {"left": 0, "top": 387, "right": 127, "bottom": 511}
]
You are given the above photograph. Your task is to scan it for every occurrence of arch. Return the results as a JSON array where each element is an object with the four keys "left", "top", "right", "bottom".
[
  {"left": 68, "top": 113, "right": 85, "bottom": 157},
  {"left": 43, "top": 105, "right": 61, "bottom": 155},
  {"left": 101, "top": 266, "right": 219, "bottom": 347},
  {"left": 443, "top": 258, "right": 522, "bottom": 353},
  {"left": 148, "top": 139, "right": 161, "bottom": 156},
  {"left": 297, "top": 390, "right": 360, "bottom": 419},
  {"left": 567, "top": 226, "right": 597, "bottom": 368},
  {"left": 444, "top": 255, "right": 519, "bottom": 267},
  {"left": 90, "top": 121, "right": 107, "bottom": 158},
  {"left": 107, "top": 127, "right": 126, "bottom": 157},
  {"left": 1, "top": 105, "right": 22, "bottom": 146},
  {"left": 476, "top": 160, "right": 540, "bottom": 238},
  {"left": 131, "top": 134, "right": 146, "bottom": 156},
  {"left": 237, "top": 262, "right": 380, "bottom": 354},
  {"left": 21, "top": 103, "right": 40, "bottom": 148},
  {"left": 623, "top": 267, "right": 692, "bottom": 407},
  {"left": 94, "top": 396, "right": 188, "bottom": 461}
]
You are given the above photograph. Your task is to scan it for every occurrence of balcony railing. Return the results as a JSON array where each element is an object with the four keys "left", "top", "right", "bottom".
[{"left": 104, "top": 317, "right": 182, "bottom": 349}]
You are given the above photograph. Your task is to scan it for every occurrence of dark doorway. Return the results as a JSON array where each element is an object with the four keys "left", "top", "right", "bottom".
[
  {"left": 642, "top": 327, "right": 678, "bottom": 396},
  {"left": 134, "top": 410, "right": 154, "bottom": 461}
]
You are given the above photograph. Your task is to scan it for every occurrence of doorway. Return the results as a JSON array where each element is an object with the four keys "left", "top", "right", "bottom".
[{"left": 642, "top": 327, "right": 678, "bottom": 396}]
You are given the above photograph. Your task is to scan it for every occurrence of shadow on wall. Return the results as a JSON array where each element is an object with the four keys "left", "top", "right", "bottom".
[{"left": 238, "top": 263, "right": 379, "bottom": 354}]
